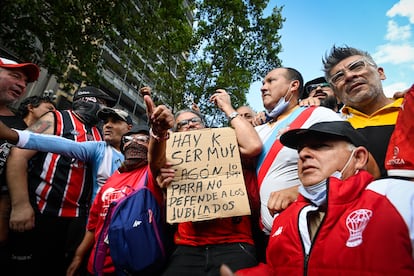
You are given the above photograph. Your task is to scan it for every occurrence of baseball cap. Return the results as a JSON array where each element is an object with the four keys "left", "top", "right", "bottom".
[
  {"left": 302, "top": 77, "right": 329, "bottom": 99},
  {"left": 73, "top": 86, "right": 116, "bottom": 107},
  {"left": 280, "top": 121, "right": 368, "bottom": 150},
  {"left": 124, "top": 124, "right": 150, "bottom": 136},
  {"left": 98, "top": 107, "right": 133, "bottom": 125},
  {"left": 0, "top": 57, "right": 40, "bottom": 82}
]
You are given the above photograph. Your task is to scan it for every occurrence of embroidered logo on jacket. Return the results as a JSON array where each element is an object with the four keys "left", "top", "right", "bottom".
[
  {"left": 133, "top": 220, "right": 142, "bottom": 227},
  {"left": 272, "top": 226, "right": 283, "bottom": 237},
  {"left": 345, "top": 209, "right": 372, "bottom": 247},
  {"left": 386, "top": 146, "right": 406, "bottom": 166}
]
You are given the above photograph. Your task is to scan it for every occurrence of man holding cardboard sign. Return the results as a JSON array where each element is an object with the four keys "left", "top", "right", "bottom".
[
  {"left": 166, "top": 127, "right": 251, "bottom": 223},
  {"left": 160, "top": 89, "right": 262, "bottom": 276}
]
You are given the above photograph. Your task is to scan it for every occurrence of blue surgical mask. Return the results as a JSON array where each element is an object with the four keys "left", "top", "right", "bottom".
[
  {"left": 299, "top": 171, "right": 341, "bottom": 206},
  {"left": 300, "top": 149, "right": 356, "bottom": 206},
  {"left": 265, "top": 86, "right": 293, "bottom": 120}
]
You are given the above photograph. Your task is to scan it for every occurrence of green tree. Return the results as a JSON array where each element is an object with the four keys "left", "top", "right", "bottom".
[
  {"left": 0, "top": 0, "right": 194, "bottom": 93},
  {"left": 0, "top": 0, "right": 284, "bottom": 126},
  {"left": 182, "top": 0, "right": 284, "bottom": 126}
]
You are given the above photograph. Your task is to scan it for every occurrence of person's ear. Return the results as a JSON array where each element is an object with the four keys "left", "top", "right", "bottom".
[
  {"left": 28, "top": 104, "right": 35, "bottom": 113},
  {"left": 290, "top": 79, "right": 300, "bottom": 93},
  {"left": 354, "top": 146, "right": 370, "bottom": 171},
  {"left": 377, "top": 67, "right": 386, "bottom": 81}
]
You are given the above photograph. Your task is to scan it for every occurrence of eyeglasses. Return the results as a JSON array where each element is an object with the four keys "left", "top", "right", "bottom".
[
  {"left": 122, "top": 135, "right": 150, "bottom": 144},
  {"left": 328, "top": 59, "right": 375, "bottom": 86},
  {"left": 305, "top": 82, "right": 330, "bottom": 94},
  {"left": 176, "top": 117, "right": 203, "bottom": 130}
]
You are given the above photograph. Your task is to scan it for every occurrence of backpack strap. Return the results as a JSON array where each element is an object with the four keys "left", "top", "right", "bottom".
[
  {"left": 93, "top": 201, "right": 116, "bottom": 276},
  {"left": 257, "top": 106, "right": 316, "bottom": 187}
]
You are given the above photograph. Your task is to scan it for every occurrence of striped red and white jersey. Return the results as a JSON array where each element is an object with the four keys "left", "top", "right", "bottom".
[{"left": 28, "top": 110, "right": 102, "bottom": 217}]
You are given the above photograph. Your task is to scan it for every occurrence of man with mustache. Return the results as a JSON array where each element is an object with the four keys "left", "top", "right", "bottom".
[
  {"left": 159, "top": 89, "right": 263, "bottom": 275},
  {"left": 301, "top": 76, "right": 342, "bottom": 112},
  {"left": 322, "top": 45, "right": 403, "bottom": 178}
]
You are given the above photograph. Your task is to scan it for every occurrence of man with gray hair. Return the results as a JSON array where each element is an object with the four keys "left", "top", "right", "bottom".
[
  {"left": 322, "top": 45, "right": 402, "bottom": 178},
  {"left": 228, "top": 120, "right": 414, "bottom": 275}
]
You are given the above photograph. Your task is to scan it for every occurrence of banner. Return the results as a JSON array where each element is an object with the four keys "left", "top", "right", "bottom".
[{"left": 166, "top": 127, "right": 251, "bottom": 223}]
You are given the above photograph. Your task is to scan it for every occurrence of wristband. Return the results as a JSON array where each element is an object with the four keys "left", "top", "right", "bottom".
[
  {"left": 228, "top": 111, "right": 239, "bottom": 122},
  {"left": 150, "top": 128, "right": 170, "bottom": 142}
]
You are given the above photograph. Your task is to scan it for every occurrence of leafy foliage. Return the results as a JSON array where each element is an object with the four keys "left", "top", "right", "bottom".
[
  {"left": 182, "top": 0, "right": 284, "bottom": 126},
  {"left": 0, "top": 0, "right": 194, "bottom": 93},
  {"left": 0, "top": 0, "right": 284, "bottom": 125}
]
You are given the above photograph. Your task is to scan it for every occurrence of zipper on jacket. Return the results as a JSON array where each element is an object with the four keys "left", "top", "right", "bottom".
[
  {"left": 301, "top": 179, "right": 330, "bottom": 276},
  {"left": 304, "top": 254, "right": 309, "bottom": 276}
]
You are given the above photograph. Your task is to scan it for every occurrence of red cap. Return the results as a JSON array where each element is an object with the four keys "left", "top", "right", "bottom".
[{"left": 0, "top": 57, "right": 40, "bottom": 82}]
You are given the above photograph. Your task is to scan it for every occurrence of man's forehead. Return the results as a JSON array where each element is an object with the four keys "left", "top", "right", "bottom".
[
  {"left": 237, "top": 106, "right": 253, "bottom": 113},
  {"left": 265, "top": 68, "right": 287, "bottom": 79},
  {"left": 333, "top": 55, "right": 364, "bottom": 68},
  {"left": 298, "top": 134, "right": 347, "bottom": 147},
  {"left": 1, "top": 67, "right": 28, "bottom": 78},
  {"left": 176, "top": 112, "right": 199, "bottom": 121},
  {"left": 104, "top": 116, "right": 127, "bottom": 123}
]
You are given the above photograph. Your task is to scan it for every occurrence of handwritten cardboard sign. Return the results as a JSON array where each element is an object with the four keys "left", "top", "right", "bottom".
[{"left": 166, "top": 127, "right": 251, "bottom": 223}]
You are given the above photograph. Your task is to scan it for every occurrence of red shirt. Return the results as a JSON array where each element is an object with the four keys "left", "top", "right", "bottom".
[
  {"left": 86, "top": 166, "right": 160, "bottom": 274},
  {"left": 174, "top": 168, "right": 257, "bottom": 246}
]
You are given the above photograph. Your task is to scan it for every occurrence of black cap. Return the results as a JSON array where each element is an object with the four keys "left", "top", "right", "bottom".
[
  {"left": 280, "top": 121, "right": 368, "bottom": 150},
  {"left": 302, "top": 77, "right": 328, "bottom": 99},
  {"left": 73, "top": 86, "right": 116, "bottom": 107},
  {"left": 124, "top": 124, "right": 150, "bottom": 136},
  {"left": 98, "top": 108, "right": 132, "bottom": 125}
]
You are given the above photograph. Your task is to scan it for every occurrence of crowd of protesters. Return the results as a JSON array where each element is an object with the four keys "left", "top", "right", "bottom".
[{"left": 0, "top": 44, "right": 412, "bottom": 275}]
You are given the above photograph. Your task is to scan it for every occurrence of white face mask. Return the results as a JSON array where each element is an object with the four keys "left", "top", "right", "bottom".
[
  {"left": 336, "top": 148, "right": 357, "bottom": 180},
  {"left": 265, "top": 86, "right": 293, "bottom": 119},
  {"left": 300, "top": 149, "right": 356, "bottom": 206}
]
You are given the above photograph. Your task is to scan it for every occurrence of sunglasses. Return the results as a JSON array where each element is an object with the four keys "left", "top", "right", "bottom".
[
  {"left": 176, "top": 117, "right": 203, "bottom": 130},
  {"left": 306, "top": 82, "right": 330, "bottom": 94},
  {"left": 122, "top": 135, "right": 150, "bottom": 144}
]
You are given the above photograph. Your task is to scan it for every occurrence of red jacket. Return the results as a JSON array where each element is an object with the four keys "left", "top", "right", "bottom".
[{"left": 238, "top": 171, "right": 414, "bottom": 276}]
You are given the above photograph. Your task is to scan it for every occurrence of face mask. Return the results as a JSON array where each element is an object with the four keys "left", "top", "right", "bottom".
[
  {"left": 265, "top": 86, "right": 293, "bottom": 120},
  {"left": 300, "top": 149, "right": 356, "bottom": 206},
  {"left": 119, "top": 143, "right": 148, "bottom": 172},
  {"left": 337, "top": 148, "right": 356, "bottom": 179},
  {"left": 72, "top": 100, "right": 102, "bottom": 126}
]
